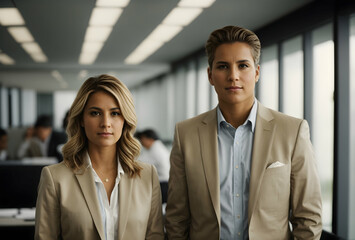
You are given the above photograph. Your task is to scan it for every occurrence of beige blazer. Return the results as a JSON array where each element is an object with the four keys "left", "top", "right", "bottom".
[
  {"left": 35, "top": 160, "right": 164, "bottom": 240},
  {"left": 165, "top": 102, "right": 322, "bottom": 240}
]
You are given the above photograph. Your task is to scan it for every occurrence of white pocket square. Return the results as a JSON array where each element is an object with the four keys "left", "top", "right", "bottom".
[{"left": 267, "top": 161, "right": 285, "bottom": 169}]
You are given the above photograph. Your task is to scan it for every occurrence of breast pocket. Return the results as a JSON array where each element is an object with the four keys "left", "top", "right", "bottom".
[{"left": 258, "top": 164, "right": 291, "bottom": 213}]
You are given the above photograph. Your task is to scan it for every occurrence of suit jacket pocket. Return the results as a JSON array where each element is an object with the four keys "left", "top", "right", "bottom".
[{"left": 258, "top": 164, "right": 290, "bottom": 214}]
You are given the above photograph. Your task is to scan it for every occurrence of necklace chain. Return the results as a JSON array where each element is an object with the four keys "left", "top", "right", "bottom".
[{"left": 93, "top": 166, "right": 116, "bottom": 183}]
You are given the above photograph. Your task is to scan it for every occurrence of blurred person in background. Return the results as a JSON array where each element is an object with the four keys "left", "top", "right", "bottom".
[
  {"left": 35, "top": 74, "right": 164, "bottom": 240},
  {"left": 17, "top": 115, "right": 67, "bottom": 161},
  {"left": 135, "top": 129, "right": 170, "bottom": 203},
  {"left": 0, "top": 128, "right": 8, "bottom": 161}
]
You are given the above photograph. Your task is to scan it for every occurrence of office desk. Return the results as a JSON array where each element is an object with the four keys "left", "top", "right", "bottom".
[{"left": 0, "top": 217, "right": 35, "bottom": 239}]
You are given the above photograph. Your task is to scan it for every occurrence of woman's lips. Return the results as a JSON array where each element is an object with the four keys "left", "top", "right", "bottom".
[
  {"left": 226, "top": 86, "right": 243, "bottom": 91},
  {"left": 98, "top": 132, "right": 113, "bottom": 136}
]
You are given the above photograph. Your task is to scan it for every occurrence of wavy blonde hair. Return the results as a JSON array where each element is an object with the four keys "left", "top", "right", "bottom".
[{"left": 62, "top": 74, "right": 142, "bottom": 177}]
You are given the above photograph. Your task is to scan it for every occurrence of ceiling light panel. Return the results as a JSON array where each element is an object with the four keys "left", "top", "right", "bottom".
[
  {"left": 178, "top": 0, "right": 215, "bottom": 8},
  {"left": 79, "top": 52, "right": 98, "bottom": 65},
  {"left": 148, "top": 24, "right": 183, "bottom": 42},
  {"left": 0, "top": 8, "right": 25, "bottom": 26},
  {"left": 163, "top": 7, "right": 203, "bottom": 26},
  {"left": 96, "top": 0, "right": 130, "bottom": 7},
  {"left": 8, "top": 27, "right": 34, "bottom": 43},
  {"left": 0, "top": 53, "right": 15, "bottom": 65},
  {"left": 89, "top": 8, "right": 123, "bottom": 26},
  {"left": 84, "top": 26, "right": 113, "bottom": 42},
  {"left": 21, "top": 42, "right": 43, "bottom": 54},
  {"left": 30, "top": 52, "right": 48, "bottom": 63},
  {"left": 81, "top": 42, "right": 104, "bottom": 53},
  {"left": 125, "top": 40, "right": 164, "bottom": 64}
]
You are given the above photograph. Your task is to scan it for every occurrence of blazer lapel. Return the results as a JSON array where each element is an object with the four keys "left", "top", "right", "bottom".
[
  {"left": 248, "top": 102, "right": 276, "bottom": 223},
  {"left": 198, "top": 108, "right": 220, "bottom": 226},
  {"left": 75, "top": 167, "right": 105, "bottom": 240},
  {"left": 118, "top": 173, "right": 133, "bottom": 240}
]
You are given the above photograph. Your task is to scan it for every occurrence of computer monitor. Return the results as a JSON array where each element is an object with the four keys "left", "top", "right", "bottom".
[{"left": 0, "top": 158, "right": 56, "bottom": 209}]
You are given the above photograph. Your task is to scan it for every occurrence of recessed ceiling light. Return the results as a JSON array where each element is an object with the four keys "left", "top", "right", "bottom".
[
  {"left": 81, "top": 42, "right": 104, "bottom": 53},
  {"left": 78, "top": 70, "right": 89, "bottom": 80},
  {"left": 0, "top": 8, "right": 25, "bottom": 26},
  {"left": 178, "top": 0, "right": 215, "bottom": 8},
  {"left": 8, "top": 27, "right": 34, "bottom": 43},
  {"left": 125, "top": 40, "right": 164, "bottom": 64},
  {"left": 79, "top": 52, "right": 98, "bottom": 65},
  {"left": 96, "top": 0, "right": 130, "bottom": 7},
  {"left": 148, "top": 24, "right": 183, "bottom": 42},
  {"left": 163, "top": 7, "right": 203, "bottom": 26},
  {"left": 89, "top": 7, "right": 123, "bottom": 26},
  {"left": 30, "top": 52, "right": 48, "bottom": 63},
  {"left": 84, "top": 26, "right": 113, "bottom": 42},
  {"left": 21, "top": 42, "right": 42, "bottom": 54},
  {"left": 0, "top": 53, "right": 15, "bottom": 65}
]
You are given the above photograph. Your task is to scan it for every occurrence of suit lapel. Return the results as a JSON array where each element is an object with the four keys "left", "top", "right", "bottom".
[
  {"left": 118, "top": 173, "right": 133, "bottom": 240},
  {"left": 198, "top": 108, "right": 221, "bottom": 226},
  {"left": 248, "top": 102, "right": 276, "bottom": 223},
  {"left": 75, "top": 167, "right": 105, "bottom": 240}
]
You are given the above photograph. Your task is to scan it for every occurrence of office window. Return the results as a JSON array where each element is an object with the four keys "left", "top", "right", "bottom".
[
  {"left": 349, "top": 15, "right": 355, "bottom": 236},
  {"left": 0, "top": 87, "right": 9, "bottom": 128},
  {"left": 312, "top": 23, "right": 334, "bottom": 232},
  {"left": 259, "top": 44, "right": 279, "bottom": 111},
  {"left": 186, "top": 61, "right": 197, "bottom": 119},
  {"left": 9, "top": 88, "right": 20, "bottom": 127},
  {"left": 54, "top": 91, "right": 76, "bottom": 130},
  {"left": 196, "top": 55, "right": 210, "bottom": 114},
  {"left": 174, "top": 66, "right": 188, "bottom": 123},
  {"left": 281, "top": 36, "right": 304, "bottom": 118},
  {"left": 210, "top": 85, "right": 218, "bottom": 109},
  {"left": 21, "top": 89, "right": 36, "bottom": 126}
]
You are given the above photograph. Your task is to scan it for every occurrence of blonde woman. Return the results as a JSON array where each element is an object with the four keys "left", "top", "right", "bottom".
[{"left": 35, "top": 74, "right": 164, "bottom": 240}]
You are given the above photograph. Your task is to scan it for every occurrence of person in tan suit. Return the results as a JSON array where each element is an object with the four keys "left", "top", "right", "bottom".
[
  {"left": 165, "top": 26, "right": 322, "bottom": 240},
  {"left": 35, "top": 74, "right": 164, "bottom": 240}
]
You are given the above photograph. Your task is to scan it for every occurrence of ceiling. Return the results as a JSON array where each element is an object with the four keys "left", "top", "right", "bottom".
[{"left": 0, "top": 0, "right": 314, "bottom": 92}]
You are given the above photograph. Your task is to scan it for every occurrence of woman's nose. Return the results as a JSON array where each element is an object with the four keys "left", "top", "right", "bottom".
[
  {"left": 228, "top": 66, "right": 239, "bottom": 81},
  {"left": 100, "top": 114, "right": 111, "bottom": 128}
]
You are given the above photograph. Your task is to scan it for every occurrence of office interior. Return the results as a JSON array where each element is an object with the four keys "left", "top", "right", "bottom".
[{"left": 0, "top": 0, "right": 354, "bottom": 239}]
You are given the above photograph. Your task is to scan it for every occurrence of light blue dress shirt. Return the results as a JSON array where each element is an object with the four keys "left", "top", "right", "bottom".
[{"left": 217, "top": 100, "right": 257, "bottom": 240}]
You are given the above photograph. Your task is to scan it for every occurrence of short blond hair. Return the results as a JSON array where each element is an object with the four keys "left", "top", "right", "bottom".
[
  {"left": 205, "top": 25, "right": 261, "bottom": 67},
  {"left": 62, "top": 74, "right": 142, "bottom": 177}
]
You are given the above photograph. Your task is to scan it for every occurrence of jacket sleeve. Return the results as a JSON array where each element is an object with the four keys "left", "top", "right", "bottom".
[
  {"left": 165, "top": 124, "right": 191, "bottom": 239},
  {"left": 290, "top": 120, "right": 322, "bottom": 239},
  {"left": 145, "top": 165, "right": 165, "bottom": 240},
  {"left": 35, "top": 167, "right": 61, "bottom": 240}
]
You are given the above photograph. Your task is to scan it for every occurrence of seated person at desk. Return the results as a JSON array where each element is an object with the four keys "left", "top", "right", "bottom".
[
  {"left": 17, "top": 115, "right": 67, "bottom": 161},
  {"left": 135, "top": 129, "right": 170, "bottom": 203},
  {"left": 0, "top": 128, "right": 8, "bottom": 161}
]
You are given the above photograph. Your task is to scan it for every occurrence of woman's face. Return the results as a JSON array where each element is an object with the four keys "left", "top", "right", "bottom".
[
  {"left": 81, "top": 91, "right": 124, "bottom": 151},
  {"left": 208, "top": 42, "right": 259, "bottom": 108}
]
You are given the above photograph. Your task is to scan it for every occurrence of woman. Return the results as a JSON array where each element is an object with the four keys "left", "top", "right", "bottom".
[{"left": 35, "top": 74, "right": 164, "bottom": 240}]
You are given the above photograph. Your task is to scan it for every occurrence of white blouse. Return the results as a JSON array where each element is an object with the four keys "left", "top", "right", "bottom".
[{"left": 87, "top": 153, "right": 124, "bottom": 240}]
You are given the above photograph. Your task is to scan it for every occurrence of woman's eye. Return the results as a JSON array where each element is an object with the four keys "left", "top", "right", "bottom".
[
  {"left": 217, "top": 65, "right": 228, "bottom": 69},
  {"left": 239, "top": 64, "right": 248, "bottom": 69},
  {"left": 90, "top": 111, "right": 100, "bottom": 116},
  {"left": 112, "top": 111, "right": 121, "bottom": 116}
]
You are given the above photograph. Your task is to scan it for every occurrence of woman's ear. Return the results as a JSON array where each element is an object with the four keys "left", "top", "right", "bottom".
[
  {"left": 255, "top": 64, "right": 260, "bottom": 83},
  {"left": 207, "top": 67, "right": 214, "bottom": 86}
]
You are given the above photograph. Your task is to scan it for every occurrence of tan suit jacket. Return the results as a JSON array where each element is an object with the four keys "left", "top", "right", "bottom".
[
  {"left": 35, "top": 160, "right": 164, "bottom": 240},
  {"left": 166, "top": 102, "right": 322, "bottom": 240}
]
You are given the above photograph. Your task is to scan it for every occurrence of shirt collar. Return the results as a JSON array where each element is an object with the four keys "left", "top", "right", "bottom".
[
  {"left": 85, "top": 151, "right": 124, "bottom": 183},
  {"left": 217, "top": 98, "right": 258, "bottom": 133}
]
